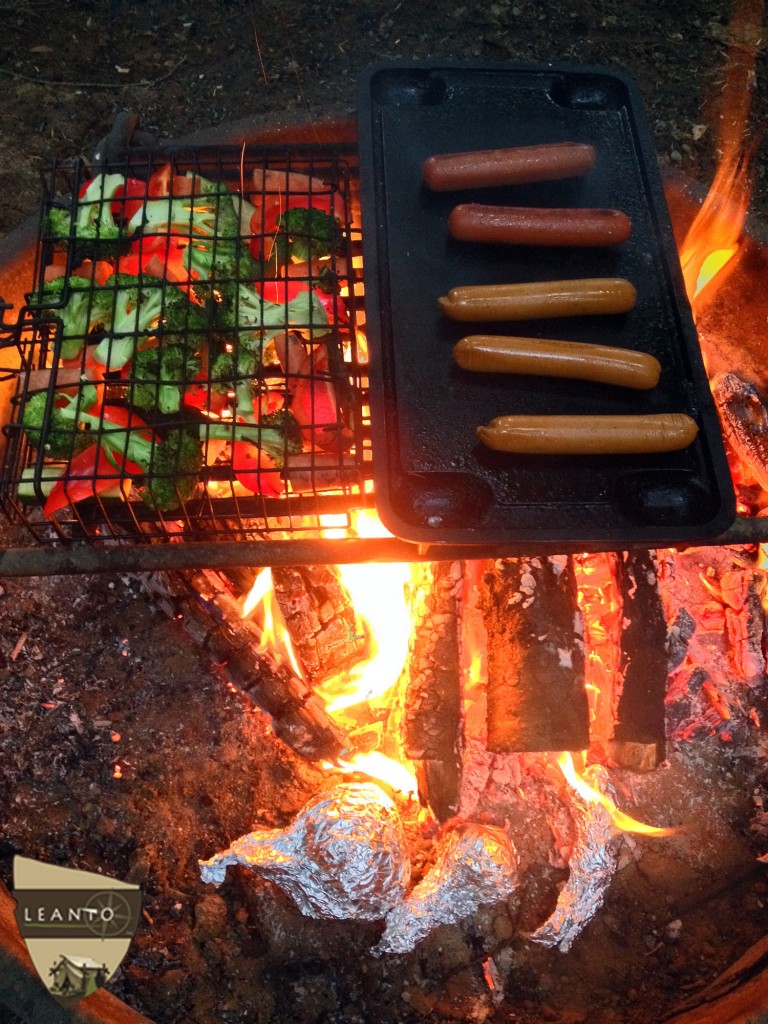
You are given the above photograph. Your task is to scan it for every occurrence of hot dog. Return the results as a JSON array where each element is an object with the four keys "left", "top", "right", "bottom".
[
  {"left": 438, "top": 279, "right": 637, "bottom": 322},
  {"left": 423, "top": 142, "right": 596, "bottom": 192},
  {"left": 454, "top": 335, "right": 660, "bottom": 389},
  {"left": 476, "top": 413, "right": 699, "bottom": 455},
  {"left": 448, "top": 205, "right": 632, "bottom": 247}
]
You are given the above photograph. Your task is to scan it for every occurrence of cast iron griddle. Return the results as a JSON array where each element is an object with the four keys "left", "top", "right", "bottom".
[{"left": 357, "top": 62, "right": 735, "bottom": 549}]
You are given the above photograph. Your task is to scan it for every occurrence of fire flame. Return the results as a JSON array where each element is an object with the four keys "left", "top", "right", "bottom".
[
  {"left": 242, "top": 567, "right": 305, "bottom": 679},
  {"left": 318, "top": 510, "right": 412, "bottom": 713},
  {"left": 557, "top": 752, "right": 675, "bottom": 837},
  {"left": 678, "top": 0, "right": 761, "bottom": 313},
  {"left": 329, "top": 751, "right": 419, "bottom": 798}
]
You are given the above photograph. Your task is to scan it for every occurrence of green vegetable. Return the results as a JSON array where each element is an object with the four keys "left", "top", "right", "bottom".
[
  {"left": 33, "top": 276, "right": 110, "bottom": 361},
  {"left": 47, "top": 173, "right": 129, "bottom": 259},
  {"left": 275, "top": 206, "right": 343, "bottom": 263},
  {"left": 203, "top": 408, "right": 303, "bottom": 469},
  {"left": 130, "top": 344, "right": 201, "bottom": 415}
]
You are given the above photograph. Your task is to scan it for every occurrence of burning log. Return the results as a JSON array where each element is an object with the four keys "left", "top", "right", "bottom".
[
  {"left": 375, "top": 822, "right": 518, "bottom": 956},
  {"left": 270, "top": 564, "right": 368, "bottom": 682},
  {"left": 480, "top": 556, "right": 588, "bottom": 753},
  {"left": 403, "top": 560, "right": 463, "bottom": 821},
  {"left": 711, "top": 371, "right": 768, "bottom": 491},
  {"left": 609, "top": 551, "right": 668, "bottom": 771},
  {"left": 199, "top": 782, "right": 410, "bottom": 921},
  {"left": 143, "top": 569, "right": 350, "bottom": 762}
]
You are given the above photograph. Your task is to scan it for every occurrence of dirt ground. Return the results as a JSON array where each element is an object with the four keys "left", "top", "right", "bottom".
[{"left": 0, "top": 2, "right": 767, "bottom": 1024}]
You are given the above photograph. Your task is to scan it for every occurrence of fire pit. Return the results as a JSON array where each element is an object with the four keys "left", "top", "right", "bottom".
[{"left": 0, "top": 44, "right": 767, "bottom": 1024}]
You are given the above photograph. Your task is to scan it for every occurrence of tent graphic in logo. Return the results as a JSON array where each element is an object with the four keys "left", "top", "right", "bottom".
[{"left": 12, "top": 856, "right": 141, "bottom": 1005}]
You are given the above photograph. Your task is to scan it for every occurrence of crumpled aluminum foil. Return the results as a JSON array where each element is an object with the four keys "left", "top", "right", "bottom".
[
  {"left": 375, "top": 823, "right": 518, "bottom": 956},
  {"left": 199, "top": 782, "right": 410, "bottom": 921},
  {"left": 529, "top": 764, "right": 620, "bottom": 952}
]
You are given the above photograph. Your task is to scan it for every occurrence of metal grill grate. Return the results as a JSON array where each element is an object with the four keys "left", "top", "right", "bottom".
[{"left": 0, "top": 144, "right": 375, "bottom": 550}]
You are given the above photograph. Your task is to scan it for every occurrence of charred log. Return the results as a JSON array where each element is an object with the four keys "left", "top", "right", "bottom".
[
  {"left": 609, "top": 551, "right": 668, "bottom": 770},
  {"left": 142, "top": 569, "right": 349, "bottom": 763},
  {"left": 712, "top": 371, "right": 768, "bottom": 490},
  {"left": 271, "top": 565, "right": 367, "bottom": 683},
  {"left": 480, "top": 556, "right": 588, "bottom": 753},
  {"left": 403, "top": 561, "right": 463, "bottom": 820}
]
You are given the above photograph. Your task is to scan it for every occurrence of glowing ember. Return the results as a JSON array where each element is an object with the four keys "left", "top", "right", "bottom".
[{"left": 557, "top": 752, "right": 674, "bottom": 836}]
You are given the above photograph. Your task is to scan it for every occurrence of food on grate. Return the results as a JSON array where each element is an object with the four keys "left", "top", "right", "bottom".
[
  {"left": 476, "top": 413, "right": 699, "bottom": 455},
  {"left": 423, "top": 141, "right": 596, "bottom": 192},
  {"left": 18, "top": 160, "right": 353, "bottom": 519},
  {"left": 438, "top": 278, "right": 637, "bottom": 321},
  {"left": 454, "top": 335, "right": 661, "bottom": 389},
  {"left": 448, "top": 204, "right": 632, "bottom": 247}
]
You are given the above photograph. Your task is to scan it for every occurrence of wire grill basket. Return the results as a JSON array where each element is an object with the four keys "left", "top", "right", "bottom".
[{"left": 0, "top": 144, "right": 373, "bottom": 549}]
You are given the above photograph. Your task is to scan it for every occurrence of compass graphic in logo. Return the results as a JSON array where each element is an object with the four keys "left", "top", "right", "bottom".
[{"left": 83, "top": 890, "right": 136, "bottom": 939}]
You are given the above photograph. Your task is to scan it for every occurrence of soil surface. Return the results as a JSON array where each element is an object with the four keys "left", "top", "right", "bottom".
[
  {"left": 0, "top": 3, "right": 768, "bottom": 1024},
  {"left": 0, "top": 0, "right": 766, "bottom": 240}
]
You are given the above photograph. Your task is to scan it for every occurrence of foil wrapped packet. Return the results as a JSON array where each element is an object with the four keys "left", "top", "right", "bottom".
[
  {"left": 199, "top": 782, "right": 410, "bottom": 921},
  {"left": 530, "top": 764, "right": 620, "bottom": 952},
  {"left": 375, "top": 823, "right": 518, "bottom": 956}
]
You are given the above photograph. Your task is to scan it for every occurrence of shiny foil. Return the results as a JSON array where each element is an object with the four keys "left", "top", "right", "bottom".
[
  {"left": 375, "top": 823, "right": 518, "bottom": 955},
  {"left": 199, "top": 782, "right": 410, "bottom": 921},
  {"left": 530, "top": 765, "right": 619, "bottom": 952}
]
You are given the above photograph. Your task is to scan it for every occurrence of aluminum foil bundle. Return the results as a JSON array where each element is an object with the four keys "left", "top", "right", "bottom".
[
  {"left": 375, "top": 823, "right": 518, "bottom": 956},
  {"left": 529, "top": 764, "right": 620, "bottom": 952},
  {"left": 199, "top": 782, "right": 410, "bottom": 921}
]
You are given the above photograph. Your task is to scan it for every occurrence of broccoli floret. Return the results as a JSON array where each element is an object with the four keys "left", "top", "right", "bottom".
[
  {"left": 276, "top": 206, "right": 343, "bottom": 263},
  {"left": 209, "top": 347, "right": 263, "bottom": 420},
  {"left": 130, "top": 344, "right": 201, "bottom": 415},
  {"left": 204, "top": 408, "right": 303, "bottom": 470},
  {"left": 92, "top": 274, "right": 165, "bottom": 369},
  {"left": 47, "top": 174, "right": 129, "bottom": 259},
  {"left": 159, "top": 284, "right": 214, "bottom": 342},
  {"left": 215, "top": 282, "right": 329, "bottom": 348},
  {"left": 34, "top": 275, "right": 110, "bottom": 360},
  {"left": 140, "top": 429, "right": 204, "bottom": 511},
  {"left": 21, "top": 390, "right": 93, "bottom": 459}
]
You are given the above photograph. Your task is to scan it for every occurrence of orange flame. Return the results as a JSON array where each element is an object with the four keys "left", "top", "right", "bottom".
[
  {"left": 678, "top": 0, "right": 761, "bottom": 313},
  {"left": 242, "top": 567, "right": 305, "bottom": 679},
  {"left": 326, "top": 751, "right": 419, "bottom": 798},
  {"left": 557, "top": 752, "right": 675, "bottom": 837}
]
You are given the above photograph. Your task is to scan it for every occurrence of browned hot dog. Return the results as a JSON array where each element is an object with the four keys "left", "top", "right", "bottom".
[
  {"left": 448, "top": 205, "right": 632, "bottom": 247},
  {"left": 438, "top": 278, "right": 637, "bottom": 322},
  {"left": 454, "top": 335, "right": 660, "bottom": 389},
  {"left": 423, "top": 142, "right": 596, "bottom": 192},
  {"left": 476, "top": 414, "right": 699, "bottom": 455}
]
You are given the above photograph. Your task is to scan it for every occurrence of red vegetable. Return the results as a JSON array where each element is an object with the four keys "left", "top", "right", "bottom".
[
  {"left": 230, "top": 441, "right": 282, "bottom": 497},
  {"left": 44, "top": 445, "right": 121, "bottom": 518}
]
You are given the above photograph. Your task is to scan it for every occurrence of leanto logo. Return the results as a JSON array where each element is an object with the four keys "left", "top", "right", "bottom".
[{"left": 12, "top": 855, "right": 141, "bottom": 1004}]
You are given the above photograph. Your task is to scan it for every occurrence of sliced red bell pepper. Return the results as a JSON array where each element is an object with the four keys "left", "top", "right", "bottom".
[
  {"left": 230, "top": 441, "right": 282, "bottom": 497},
  {"left": 44, "top": 444, "right": 122, "bottom": 518}
]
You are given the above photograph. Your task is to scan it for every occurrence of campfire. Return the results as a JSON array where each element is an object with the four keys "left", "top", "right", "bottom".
[{"left": 0, "top": 9, "right": 767, "bottom": 1023}]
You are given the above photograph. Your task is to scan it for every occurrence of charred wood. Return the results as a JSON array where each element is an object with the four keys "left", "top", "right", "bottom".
[
  {"left": 403, "top": 561, "right": 463, "bottom": 820},
  {"left": 609, "top": 551, "right": 668, "bottom": 770},
  {"left": 711, "top": 371, "right": 768, "bottom": 490},
  {"left": 480, "top": 556, "right": 588, "bottom": 753},
  {"left": 141, "top": 569, "right": 350, "bottom": 763},
  {"left": 666, "top": 933, "right": 768, "bottom": 1024},
  {"left": 271, "top": 564, "right": 367, "bottom": 683}
]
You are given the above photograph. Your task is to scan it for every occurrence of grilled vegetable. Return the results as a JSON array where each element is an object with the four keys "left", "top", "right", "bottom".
[
  {"left": 448, "top": 205, "right": 632, "bottom": 247},
  {"left": 423, "top": 142, "right": 596, "bottom": 191},
  {"left": 476, "top": 413, "right": 699, "bottom": 455},
  {"left": 438, "top": 278, "right": 637, "bottom": 322},
  {"left": 454, "top": 335, "right": 660, "bottom": 389}
]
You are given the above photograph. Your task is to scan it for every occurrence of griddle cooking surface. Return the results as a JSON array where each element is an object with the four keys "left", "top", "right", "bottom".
[{"left": 358, "top": 61, "right": 735, "bottom": 548}]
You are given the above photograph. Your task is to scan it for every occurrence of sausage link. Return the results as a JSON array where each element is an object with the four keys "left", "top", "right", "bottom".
[
  {"left": 438, "top": 278, "right": 637, "bottom": 322},
  {"left": 448, "top": 205, "right": 632, "bottom": 247},
  {"left": 476, "top": 413, "right": 699, "bottom": 455},
  {"left": 423, "top": 142, "right": 596, "bottom": 192},
  {"left": 454, "top": 335, "right": 660, "bottom": 389}
]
